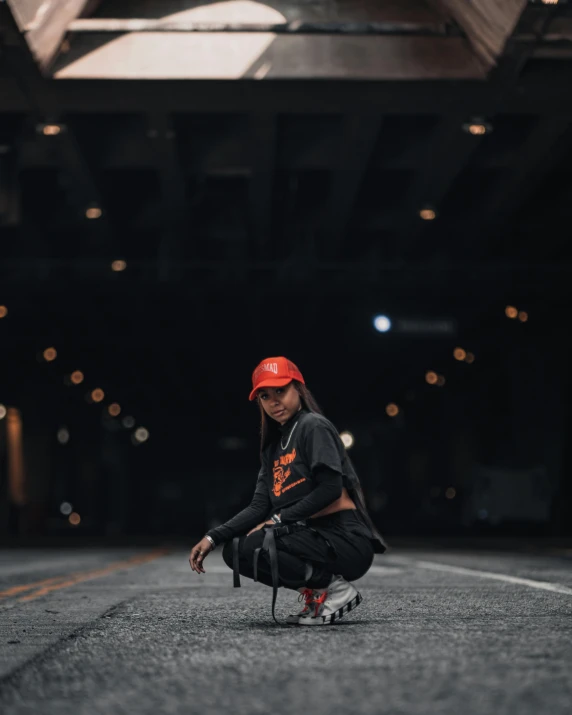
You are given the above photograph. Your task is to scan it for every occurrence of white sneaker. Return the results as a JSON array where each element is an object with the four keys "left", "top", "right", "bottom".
[
  {"left": 286, "top": 587, "right": 315, "bottom": 624},
  {"left": 297, "top": 575, "right": 362, "bottom": 626}
]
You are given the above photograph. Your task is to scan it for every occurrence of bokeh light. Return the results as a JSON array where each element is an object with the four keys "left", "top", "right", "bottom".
[
  {"left": 505, "top": 306, "right": 518, "bottom": 319},
  {"left": 71, "top": 370, "right": 84, "bottom": 384},
  {"left": 42, "top": 124, "right": 62, "bottom": 136},
  {"left": 468, "top": 124, "right": 487, "bottom": 135},
  {"left": 425, "top": 371, "right": 438, "bottom": 385},
  {"left": 373, "top": 315, "right": 391, "bottom": 333},
  {"left": 134, "top": 427, "right": 150, "bottom": 443},
  {"left": 340, "top": 431, "right": 354, "bottom": 449}
]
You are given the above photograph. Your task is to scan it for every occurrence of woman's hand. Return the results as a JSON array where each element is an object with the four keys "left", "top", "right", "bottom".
[
  {"left": 247, "top": 520, "right": 274, "bottom": 536},
  {"left": 189, "top": 537, "right": 214, "bottom": 574}
]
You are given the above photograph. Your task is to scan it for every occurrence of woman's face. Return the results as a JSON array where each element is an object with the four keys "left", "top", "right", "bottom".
[{"left": 257, "top": 382, "right": 302, "bottom": 425}]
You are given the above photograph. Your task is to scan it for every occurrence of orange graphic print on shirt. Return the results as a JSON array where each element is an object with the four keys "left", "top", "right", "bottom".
[{"left": 272, "top": 448, "right": 305, "bottom": 497}]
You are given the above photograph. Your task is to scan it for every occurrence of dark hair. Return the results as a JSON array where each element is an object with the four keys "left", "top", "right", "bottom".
[{"left": 257, "top": 380, "right": 321, "bottom": 456}]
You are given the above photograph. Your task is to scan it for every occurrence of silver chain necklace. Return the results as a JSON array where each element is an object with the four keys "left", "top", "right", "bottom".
[{"left": 280, "top": 420, "right": 299, "bottom": 451}]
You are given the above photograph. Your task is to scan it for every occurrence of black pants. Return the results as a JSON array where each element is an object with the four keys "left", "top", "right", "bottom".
[{"left": 221, "top": 509, "right": 375, "bottom": 591}]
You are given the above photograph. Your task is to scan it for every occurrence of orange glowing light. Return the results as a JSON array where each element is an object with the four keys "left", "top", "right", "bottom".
[
  {"left": 43, "top": 124, "right": 61, "bottom": 136},
  {"left": 0, "top": 305, "right": 8, "bottom": 318},
  {"left": 91, "top": 388, "right": 105, "bottom": 403},
  {"left": 419, "top": 209, "right": 436, "bottom": 221},
  {"left": 518, "top": 311, "right": 528, "bottom": 323},
  {"left": 425, "top": 371, "right": 438, "bottom": 385},
  {"left": 386, "top": 403, "right": 399, "bottom": 417},
  {"left": 108, "top": 403, "right": 121, "bottom": 417},
  {"left": 111, "top": 260, "right": 127, "bottom": 272},
  {"left": 505, "top": 306, "right": 518, "bottom": 319},
  {"left": 69, "top": 512, "right": 81, "bottom": 526},
  {"left": 453, "top": 348, "right": 466, "bottom": 361},
  {"left": 43, "top": 347, "right": 57, "bottom": 362},
  {"left": 71, "top": 370, "right": 84, "bottom": 384},
  {"left": 86, "top": 207, "right": 102, "bottom": 219},
  {"left": 6, "top": 407, "right": 26, "bottom": 506},
  {"left": 468, "top": 124, "right": 486, "bottom": 135}
]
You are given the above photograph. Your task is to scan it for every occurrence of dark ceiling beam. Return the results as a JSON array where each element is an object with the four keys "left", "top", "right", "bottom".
[
  {"left": 387, "top": 2, "right": 564, "bottom": 261},
  {"left": 391, "top": 115, "right": 485, "bottom": 260},
  {"left": 0, "top": 149, "right": 17, "bottom": 225},
  {"left": 248, "top": 114, "right": 276, "bottom": 253},
  {"left": 322, "top": 114, "right": 382, "bottom": 258},
  {"left": 0, "top": 3, "right": 110, "bottom": 241},
  {"left": 2, "top": 116, "right": 53, "bottom": 278},
  {"left": 2, "top": 258, "right": 571, "bottom": 284},
  {"left": 6, "top": 0, "right": 102, "bottom": 72},
  {"left": 148, "top": 113, "right": 188, "bottom": 282},
  {"left": 67, "top": 18, "right": 453, "bottom": 35},
  {"left": 32, "top": 78, "right": 571, "bottom": 117},
  {"left": 464, "top": 117, "right": 572, "bottom": 259}
]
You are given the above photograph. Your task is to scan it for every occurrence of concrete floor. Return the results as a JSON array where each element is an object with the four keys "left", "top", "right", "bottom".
[{"left": 0, "top": 545, "right": 571, "bottom": 714}]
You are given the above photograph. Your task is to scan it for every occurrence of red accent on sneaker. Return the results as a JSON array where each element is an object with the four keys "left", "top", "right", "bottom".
[
  {"left": 312, "top": 590, "right": 328, "bottom": 617},
  {"left": 299, "top": 588, "right": 314, "bottom": 615}
]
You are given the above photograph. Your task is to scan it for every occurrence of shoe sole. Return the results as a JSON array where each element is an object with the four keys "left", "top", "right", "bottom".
[
  {"left": 286, "top": 613, "right": 306, "bottom": 624},
  {"left": 295, "top": 592, "right": 362, "bottom": 626}
]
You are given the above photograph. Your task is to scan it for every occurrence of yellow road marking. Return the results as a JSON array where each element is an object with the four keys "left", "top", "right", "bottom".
[
  {"left": 0, "top": 550, "right": 169, "bottom": 604},
  {"left": 0, "top": 575, "right": 71, "bottom": 598}
]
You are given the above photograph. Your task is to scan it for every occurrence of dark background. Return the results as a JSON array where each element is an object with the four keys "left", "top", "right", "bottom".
[{"left": 1, "top": 0, "right": 572, "bottom": 542}]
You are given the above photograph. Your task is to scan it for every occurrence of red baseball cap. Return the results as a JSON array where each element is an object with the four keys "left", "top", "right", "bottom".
[{"left": 249, "top": 356, "right": 305, "bottom": 401}]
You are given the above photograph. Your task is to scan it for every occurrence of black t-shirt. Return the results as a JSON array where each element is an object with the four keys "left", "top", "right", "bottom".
[{"left": 206, "top": 409, "right": 349, "bottom": 545}]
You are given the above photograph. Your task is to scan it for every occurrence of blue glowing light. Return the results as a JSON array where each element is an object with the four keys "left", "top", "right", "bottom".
[{"left": 373, "top": 315, "right": 392, "bottom": 333}]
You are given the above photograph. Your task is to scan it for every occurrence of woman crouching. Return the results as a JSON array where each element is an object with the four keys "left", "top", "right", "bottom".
[{"left": 189, "top": 356, "right": 386, "bottom": 625}]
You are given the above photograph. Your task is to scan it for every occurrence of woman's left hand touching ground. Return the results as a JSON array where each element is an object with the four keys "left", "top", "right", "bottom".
[{"left": 189, "top": 537, "right": 214, "bottom": 574}]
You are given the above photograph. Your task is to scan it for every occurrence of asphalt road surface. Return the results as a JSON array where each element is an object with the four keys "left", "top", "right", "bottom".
[{"left": 1, "top": 545, "right": 571, "bottom": 714}]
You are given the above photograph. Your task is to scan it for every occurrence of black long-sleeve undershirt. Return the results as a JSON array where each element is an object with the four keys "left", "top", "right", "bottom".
[
  {"left": 205, "top": 467, "right": 343, "bottom": 545},
  {"left": 279, "top": 468, "right": 342, "bottom": 523}
]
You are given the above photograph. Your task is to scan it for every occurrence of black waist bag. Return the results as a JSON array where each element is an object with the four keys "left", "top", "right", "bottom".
[{"left": 232, "top": 523, "right": 315, "bottom": 625}]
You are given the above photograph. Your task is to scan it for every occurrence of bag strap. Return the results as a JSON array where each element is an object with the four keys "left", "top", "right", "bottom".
[
  {"left": 232, "top": 536, "right": 241, "bottom": 587},
  {"left": 237, "top": 523, "right": 308, "bottom": 625}
]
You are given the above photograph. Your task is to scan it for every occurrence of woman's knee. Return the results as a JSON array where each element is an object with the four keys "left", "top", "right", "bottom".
[{"left": 221, "top": 532, "right": 260, "bottom": 568}]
